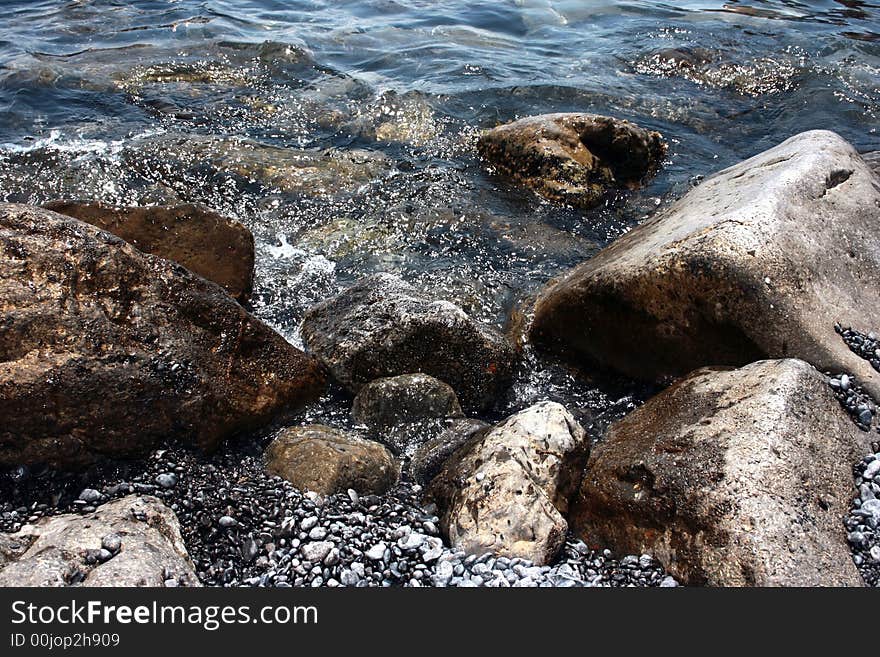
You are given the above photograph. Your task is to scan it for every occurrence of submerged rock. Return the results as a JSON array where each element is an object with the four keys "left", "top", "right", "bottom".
[
  {"left": 477, "top": 113, "right": 666, "bottom": 208},
  {"left": 530, "top": 130, "right": 880, "bottom": 400},
  {"left": 633, "top": 47, "right": 798, "bottom": 96},
  {"left": 352, "top": 373, "right": 463, "bottom": 431},
  {"left": 347, "top": 90, "right": 443, "bottom": 146},
  {"left": 265, "top": 425, "right": 398, "bottom": 496},
  {"left": 44, "top": 200, "right": 255, "bottom": 303},
  {"left": 156, "top": 135, "right": 392, "bottom": 197},
  {"left": 301, "top": 273, "right": 516, "bottom": 411},
  {"left": 430, "top": 402, "right": 588, "bottom": 565},
  {"left": 0, "top": 496, "right": 198, "bottom": 587},
  {"left": 0, "top": 203, "right": 325, "bottom": 467},
  {"left": 571, "top": 359, "right": 868, "bottom": 587}
]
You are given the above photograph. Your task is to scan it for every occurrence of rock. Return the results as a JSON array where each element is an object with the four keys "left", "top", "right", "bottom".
[
  {"left": 347, "top": 90, "right": 442, "bottom": 146},
  {"left": 530, "top": 131, "right": 880, "bottom": 401},
  {"left": 365, "top": 542, "right": 387, "bottom": 561},
  {"left": 632, "top": 47, "right": 797, "bottom": 96},
  {"left": 351, "top": 373, "right": 463, "bottom": 431},
  {"left": 265, "top": 425, "right": 398, "bottom": 496},
  {"left": 78, "top": 489, "right": 102, "bottom": 504},
  {"left": 301, "top": 273, "right": 516, "bottom": 411},
  {"left": 861, "top": 150, "right": 880, "bottom": 177},
  {"left": 0, "top": 496, "right": 199, "bottom": 587},
  {"left": 155, "top": 473, "right": 178, "bottom": 489},
  {"left": 429, "top": 402, "right": 588, "bottom": 565},
  {"left": 571, "top": 359, "right": 869, "bottom": 587},
  {"left": 44, "top": 201, "right": 255, "bottom": 303},
  {"left": 0, "top": 203, "right": 325, "bottom": 467},
  {"left": 411, "top": 418, "right": 491, "bottom": 484},
  {"left": 165, "top": 136, "right": 391, "bottom": 197},
  {"left": 477, "top": 113, "right": 666, "bottom": 208},
  {"left": 300, "top": 540, "right": 333, "bottom": 563}
]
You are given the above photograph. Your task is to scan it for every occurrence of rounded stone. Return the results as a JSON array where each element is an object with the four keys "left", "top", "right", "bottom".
[
  {"left": 351, "top": 373, "right": 463, "bottom": 431},
  {"left": 265, "top": 425, "right": 398, "bottom": 496}
]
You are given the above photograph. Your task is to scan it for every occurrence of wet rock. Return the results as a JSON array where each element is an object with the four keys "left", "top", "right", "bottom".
[
  {"left": 352, "top": 373, "right": 463, "bottom": 431},
  {"left": 0, "top": 203, "right": 325, "bottom": 467},
  {"left": 44, "top": 201, "right": 255, "bottom": 303},
  {"left": 152, "top": 135, "right": 391, "bottom": 197},
  {"left": 265, "top": 425, "right": 398, "bottom": 496},
  {"left": 477, "top": 113, "right": 666, "bottom": 208},
  {"left": 347, "top": 90, "right": 443, "bottom": 146},
  {"left": 0, "top": 496, "right": 198, "bottom": 587},
  {"left": 530, "top": 131, "right": 880, "bottom": 401},
  {"left": 571, "top": 359, "right": 869, "bottom": 587},
  {"left": 430, "top": 402, "right": 588, "bottom": 565},
  {"left": 861, "top": 150, "right": 880, "bottom": 177},
  {"left": 410, "top": 418, "right": 491, "bottom": 485},
  {"left": 301, "top": 273, "right": 516, "bottom": 411}
]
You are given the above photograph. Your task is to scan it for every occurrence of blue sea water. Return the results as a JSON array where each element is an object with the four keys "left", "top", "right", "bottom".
[{"left": 1, "top": 0, "right": 878, "bottom": 420}]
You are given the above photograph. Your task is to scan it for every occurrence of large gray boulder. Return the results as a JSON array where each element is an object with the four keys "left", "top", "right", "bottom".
[
  {"left": 0, "top": 496, "right": 199, "bottom": 587},
  {"left": 301, "top": 273, "right": 516, "bottom": 411},
  {"left": 530, "top": 131, "right": 880, "bottom": 401},
  {"left": 477, "top": 113, "right": 666, "bottom": 208},
  {"left": 0, "top": 203, "right": 325, "bottom": 467},
  {"left": 265, "top": 425, "right": 398, "bottom": 496},
  {"left": 430, "top": 402, "right": 588, "bottom": 565},
  {"left": 571, "top": 359, "right": 869, "bottom": 587},
  {"left": 44, "top": 201, "right": 255, "bottom": 303}
]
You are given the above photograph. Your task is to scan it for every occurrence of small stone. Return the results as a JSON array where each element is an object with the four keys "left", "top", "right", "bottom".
[
  {"left": 339, "top": 569, "right": 360, "bottom": 586},
  {"left": 365, "top": 543, "right": 387, "bottom": 561},
  {"left": 421, "top": 537, "right": 444, "bottom": 562},
  {"left": 241, "top": 537, "right": 259, "bottom": 563},
  {"left": 324, "top": 548, "right": 340, "bottom": 566},
  {"left": 218, "top": 515, "right": 238, "bottom": 528},
  {"left": 398, "top": 533, "right": 425, "bottom": 550},
  {"left": 156, "top": 473, "right": 178, "bottom": 489},
  {"left": 101, "top": 534, "right": 122, "bottom": 553},
  {"left": 300, "top": 541, "right": 333, "bottom": 563},
  {"left": 78, "top": 489, "right": 101, "bottom": 504},
  {"left": 433, "top": 560, "right": 454, "bottom": 586}
]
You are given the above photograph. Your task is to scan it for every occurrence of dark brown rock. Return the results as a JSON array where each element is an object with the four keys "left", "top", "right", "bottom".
[
  {"left": 530, "top": 130, "right": 880, "bottom": 400},
  {"left": 571, "top": 359, "right": 868, "bottom": 587},
  {"left": 301, "top": 273, "right": 516, "bottom": 411},
  {"left": 0, "top": 203, "right": 325, "bottom": 467},
  {"left": 351, "top": 373, "right": 463, "bottom": 431},
  {"left": 265, "top": 425, "right": 398, "bottom": 495},
  {"left": 44, "top": 200, "right": 254, "bottom": 302},
  {"left": 477, "top": 113, "right": 666, "bottom": 208}
]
